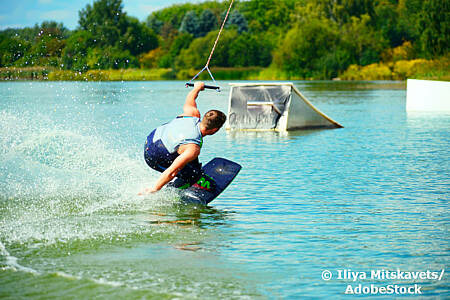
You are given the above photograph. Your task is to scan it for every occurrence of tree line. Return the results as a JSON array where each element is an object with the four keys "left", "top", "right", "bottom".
[{"left": 0, "top": 0, "right": 448, "bottom": 79}]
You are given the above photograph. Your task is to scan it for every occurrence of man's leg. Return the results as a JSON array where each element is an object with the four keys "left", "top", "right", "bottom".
[
  {"left": 176, "top": 158, "right": 203, "bottom": 186},
  {"left": 176, "top": 159, "right": 217, "bottom": 192},
  {"left": 144, "top": 133, "right": 209, "bottom": 190},
  {"left": 144, "top": 130, "right": 177, "bottom": 173},
  {"left": 163, "top": 159, "right": 203, "bottom": 189}
]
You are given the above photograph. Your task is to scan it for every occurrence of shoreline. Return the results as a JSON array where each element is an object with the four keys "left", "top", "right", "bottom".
[{"left": 1, "top": 59, "right": 448, "bottom": 82}]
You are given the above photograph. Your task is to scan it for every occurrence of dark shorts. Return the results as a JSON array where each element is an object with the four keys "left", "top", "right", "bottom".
[{"left": 144, "top": 129, "right": 202, "bottom": 185}]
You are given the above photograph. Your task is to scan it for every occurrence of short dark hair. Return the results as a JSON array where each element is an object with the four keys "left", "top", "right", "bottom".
[{"left": 201, "top": 110, "right": 227, "bottom": 130}]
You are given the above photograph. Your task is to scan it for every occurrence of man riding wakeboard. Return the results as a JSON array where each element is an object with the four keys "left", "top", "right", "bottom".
[{"left": 140, "top": 81, "right": 226, "bottom": 194}]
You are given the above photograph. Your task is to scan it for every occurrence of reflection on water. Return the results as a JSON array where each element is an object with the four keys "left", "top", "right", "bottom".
[
  {"left": 0, "top": 81, "right": 448, "bottom": 299},
  {"left": 296, "top": 80, "right": 406, "bottom": 91},
  {"left": 145, "top": 203, "right": 233, "bottom": 229},
  {"left": 226, "top": 128, "right": 326, "bottom": 141},
  {"left": 144, "top": 204, "right": 235, "bottom": 252}
]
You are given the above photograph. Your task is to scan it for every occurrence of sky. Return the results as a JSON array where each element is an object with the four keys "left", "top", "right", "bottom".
[{"left": 0, "top": 0, "right": 204, "bottom": 30}]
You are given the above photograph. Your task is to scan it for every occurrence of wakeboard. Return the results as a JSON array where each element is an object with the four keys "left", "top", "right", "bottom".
[{"left": 169, "top": 157, "right": 241, "bottom": 205}]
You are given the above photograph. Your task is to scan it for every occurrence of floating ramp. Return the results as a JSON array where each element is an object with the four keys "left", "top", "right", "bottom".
[
  {"left": 406, "top": 79, "right": 450, "bottom": 112},
  {"left": 226, "top": 83, "right": 343, "bottom": 131}
]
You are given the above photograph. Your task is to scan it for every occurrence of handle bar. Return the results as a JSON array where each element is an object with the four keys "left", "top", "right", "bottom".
[{"left": 185, "top": 82, "right": 220, "bottom": 92}]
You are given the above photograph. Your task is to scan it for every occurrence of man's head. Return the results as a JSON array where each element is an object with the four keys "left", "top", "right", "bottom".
[{"left": 200, "top": 110, "right": 226, "bottom": 136}]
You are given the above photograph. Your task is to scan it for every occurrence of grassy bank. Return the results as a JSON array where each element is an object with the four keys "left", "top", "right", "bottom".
[
  {"left": 0, "top": 67, "right": 264, "bottom": 81},
  {"left": 47, "top": 68, "right": 174, "bottom": 81},
  {"left": 0, "top": 67, "right": 51, "bottom": 80},
  {"left": 1, "top": 59, "right": 448, "bottom": 82},
  {"left": 339, "top": 58, "right": 450, "bottom": 81},
  {"left": 0, "top": 68, "right": 174, "bottom": 81}
]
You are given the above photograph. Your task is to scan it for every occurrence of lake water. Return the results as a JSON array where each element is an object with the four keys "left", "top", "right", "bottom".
[{"left": 0, "top": 81, "right": 448, "bottom": 299}]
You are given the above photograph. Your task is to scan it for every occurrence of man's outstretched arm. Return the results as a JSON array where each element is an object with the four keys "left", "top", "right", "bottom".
[
  {"left": 181, "top": 81, "right": 204, "bottom": 118},
  {"left": 140, "top": 144, "right": 200, "bottom": 194}
]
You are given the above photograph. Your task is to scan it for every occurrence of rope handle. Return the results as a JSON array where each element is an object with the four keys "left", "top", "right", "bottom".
[{"left": 185, "top": 83, "right": 220, "bottom": 91}]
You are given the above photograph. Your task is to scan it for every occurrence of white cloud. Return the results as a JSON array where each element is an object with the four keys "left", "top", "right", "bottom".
[
  {"left": 139, "top": 5, "right": 162, "bottom": 14},
  {"left": 40, "top": 9, "right": 71, "bottom": 21},
  {"left": 0, "top": 24, "right": 28, "bottom": 30},
  {"left": 123, "top": 0, "right": 206, "bottom": 20}
]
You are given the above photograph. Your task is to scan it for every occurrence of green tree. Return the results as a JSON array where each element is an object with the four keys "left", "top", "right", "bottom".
[
  {"left": 226, "top": 11, "right": 248, "bottom": 33},
  {"left": 373, "top": 0, "right": 422, "bottom": 48},
  {"left": 374, "top": 1, "right": 403, "bottom": 47},
  {"left": 122, "top": 17, "right": 159, "bottom": 56},
  {"left": 61, "top": 30, "right": 94, "bottom": 71},
  {"left": 228, "top": 33, "right": 271, "bottom": 67},
  {"left": 1, "top": 21, "right": 69, "bottom": 42},
  {"left": 238, "top": 0, "right": 297, "bottom": 32},
  {"left": 77, "top": 0, "right": 158, "bottom": 69},
  {"left": 158, "top": 33, "right": 194, "bottom": 68},
  {"left": 273, "top": 18, "right": 340, "bottom": 78},
  {"left": 179, "top": 11, "right": 200, "bottom": 37},
  {"left": 38, "top": 21, "right": 70, "bottom": 39},
  {"left": 318, "top": 0, "right": 375, "bottom": 25},
  {"left": 1, "top": 27, "right": 41, "bottom": 42},
  {"left": 146, "top": 14, "right": 164, "bottom": 35},
  {"left": 145, "top": 1, "right": 227, "bottom": 33},
  {"left": 341, "top": 14, "right": 387, "bottom": 66},
  {"left": 147, "top": 4, "right": 198, "bottom": 32},
  {"left": 13, "top": 21, "right": 68, "bottom": 67},
  {"left": 79, "top": 0, "right": 127, "bottom": 47},
  {"left": 0, "top": 34, "right": 30, "bottom": 67},
  {"left": 87, "top": 46, "right": 137, "bottom": 69},
  {"left": 198, "top": 9, "right": 217, "bottom": 37},
  {"left": 175, "top": 30, "right": 238, "bottom": 69},
  {"left": 418, "top": 0, "right": 450, "bottom": 57}
]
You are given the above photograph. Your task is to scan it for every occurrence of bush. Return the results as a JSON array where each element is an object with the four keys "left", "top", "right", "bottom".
[
  {"left": 87, "top": 46, "right": 138, "bottom": 69},
  {"left": 340, "top": 63, "right": 392, "bottom": 80},
  {"left": 393, "top": 58, "right": 449, "bottom": 80},
  {"left": 340, "top": 57, "right": 450, "bottom": 80},
  {"left": 381, "top": 41, "right": 415, "bottom": 62},
  {"left": 139, "top": 48, "right": 164, "bottom": 68}
]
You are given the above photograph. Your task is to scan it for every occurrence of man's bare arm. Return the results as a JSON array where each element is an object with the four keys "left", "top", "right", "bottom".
[
  {"left": 181, "top": 82, "right": 204, "bottom": 118},
  {"left": 145, "top": 144, "right": 200, "bottom": 193}
]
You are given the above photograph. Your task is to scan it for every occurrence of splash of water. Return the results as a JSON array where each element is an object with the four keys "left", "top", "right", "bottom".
[{"left": 0, "top": 109, "right": 181, "bottom": 248}]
